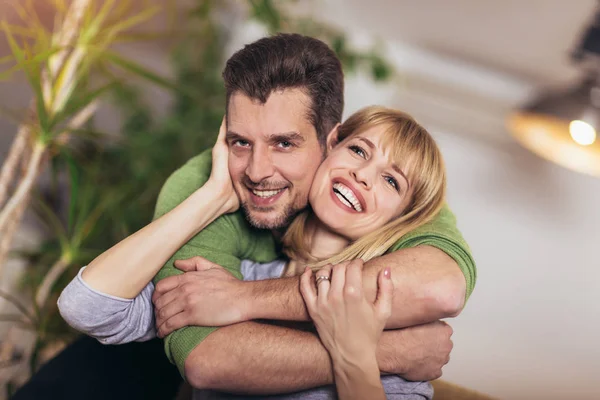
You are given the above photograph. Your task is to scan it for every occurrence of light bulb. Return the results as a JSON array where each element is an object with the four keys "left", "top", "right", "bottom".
[{"left": 569, "top": 120, "right": 597, "bottom": 146}]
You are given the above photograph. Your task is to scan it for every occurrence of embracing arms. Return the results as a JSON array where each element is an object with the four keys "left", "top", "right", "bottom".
[
  {"left": 242, "top": 244, "right": 466, "bottom": 328},
  {"left": 155, "top": 243, "right": 467, "bottom": 335},
  {"left": 154, "top": 242, "right": 466, "bottom": 391}
]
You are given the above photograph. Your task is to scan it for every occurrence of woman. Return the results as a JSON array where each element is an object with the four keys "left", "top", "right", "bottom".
[{"left": 59, "top": 106, "right": 445, "bottom": 399}]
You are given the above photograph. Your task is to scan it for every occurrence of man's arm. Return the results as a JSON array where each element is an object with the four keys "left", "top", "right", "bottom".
[
  {"left": 243, "top": 245, "right": 465, "bottom": 329},
  {"left": 159, "top": 245, "right": 465, "bottom": 331},
  {"left": 185, "top": 320, "right": 453, "bottom": 393}
]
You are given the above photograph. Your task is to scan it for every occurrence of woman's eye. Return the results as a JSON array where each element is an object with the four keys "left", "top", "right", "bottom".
[
  {"left": 385, "top": 176, "right": 399, "bottom": 191},
  {"left": 349, "top": 145, "right": 366, "bottom": 158}
]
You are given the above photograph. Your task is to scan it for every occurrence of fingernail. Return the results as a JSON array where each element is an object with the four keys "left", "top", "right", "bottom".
[{"left": 384, "top": 267, "right": 391, "bottom": 279}]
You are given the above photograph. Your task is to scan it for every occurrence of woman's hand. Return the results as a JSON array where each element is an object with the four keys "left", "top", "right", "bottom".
[
  {"left": 300, "top": 260, "right": 394, "bottom": 367},
  {"left": 208, "top": 117, "right": 239, "bottom": 214}
]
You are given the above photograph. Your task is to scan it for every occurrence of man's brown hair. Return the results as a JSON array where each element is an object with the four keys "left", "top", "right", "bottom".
[{"left": 223, "top": 33, "right": 344, "bottom": 145}]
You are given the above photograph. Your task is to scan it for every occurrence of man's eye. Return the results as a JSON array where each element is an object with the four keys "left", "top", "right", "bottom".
[
  {"left": 384, "top": 175, "right": 399, "bottom": 191},
  {"left": 233, "top": 140, "right": 250, "bottom": 147},
  {"left": 349, "top": 145, "right": 366, "bottom": 158},
  {"left": 278, "top": 141, "right": 293, "bottom": 149}
]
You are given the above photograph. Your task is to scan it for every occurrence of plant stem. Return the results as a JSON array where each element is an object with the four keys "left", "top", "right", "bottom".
[
  {"left": 0, "top": 141, "right": 46, "bottom": 232},
  {"left": 50, "top": 0, "right": 92, "bottom": 80},
  {"left": 0, "top": 195, "right": 30, "bottom": 278},
  {"left": 0, "top": 141, "right": 46, "bottom": 277},
  {"left": 0, "top": 124, "right": 31, "bottom": 209},
  {"left": 35, "top": 255, "right": 70, "bottom": 310},
  {"left": 0, "top": 289, "right": 35, "bottom": 324}
]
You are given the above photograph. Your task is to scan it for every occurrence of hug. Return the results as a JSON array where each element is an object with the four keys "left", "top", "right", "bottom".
[{"left": 57, "top": 33, "right": 476, "bottom": 400}]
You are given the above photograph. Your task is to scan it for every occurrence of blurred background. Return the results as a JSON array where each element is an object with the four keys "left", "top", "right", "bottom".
[{"left": 0, "top": 1, "right": 599, "bottom": 399}]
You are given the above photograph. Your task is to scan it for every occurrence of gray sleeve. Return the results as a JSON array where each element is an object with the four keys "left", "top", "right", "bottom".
[
  {"left": 240, "top": 259, "right": 286, "bottom": 281},
  {"left": 57, "top": 267, "right": 157, "bottom": 344}
]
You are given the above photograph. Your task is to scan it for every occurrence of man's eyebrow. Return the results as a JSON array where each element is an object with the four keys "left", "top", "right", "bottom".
[
  {"left": 225, "top": 131, "right": 246, "bottom": 141},
  {"left": 268, "top": 132, "right": 306, "bottom": 143}
]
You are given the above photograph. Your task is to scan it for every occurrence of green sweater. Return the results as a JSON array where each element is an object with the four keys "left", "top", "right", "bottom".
[{"left": 153, "top": 149, "right": 477, "bottom": 376}]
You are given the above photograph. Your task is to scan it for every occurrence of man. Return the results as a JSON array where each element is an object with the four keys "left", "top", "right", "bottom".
[{"left": 151, "top": 33, "right": 476, "bottom": 395}]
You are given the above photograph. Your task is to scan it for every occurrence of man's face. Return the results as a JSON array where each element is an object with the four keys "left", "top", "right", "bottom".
[{"left": 226, "top": 89, "right": 325, "bottom": 230}]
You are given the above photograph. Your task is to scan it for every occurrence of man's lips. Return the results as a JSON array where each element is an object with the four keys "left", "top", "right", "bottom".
[{"left": 247, "top": 187, "right": 287, "bottom": 207}]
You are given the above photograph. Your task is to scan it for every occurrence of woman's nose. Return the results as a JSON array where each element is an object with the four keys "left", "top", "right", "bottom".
[{"left": 351, "top": 167, "right": 372, "bottom": 189}]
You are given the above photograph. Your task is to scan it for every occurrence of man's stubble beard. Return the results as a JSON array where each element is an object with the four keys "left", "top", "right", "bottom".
[{"left": 241, "top": 201, "right": 305, "bottom": 230}]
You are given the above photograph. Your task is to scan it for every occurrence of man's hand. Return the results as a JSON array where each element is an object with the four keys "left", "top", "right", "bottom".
[
  {"left": 378, "top": 320, "right": 453, "bottom": 381},
  {"left": 152, "top": 256, "right": 248, "bottom": 337}
]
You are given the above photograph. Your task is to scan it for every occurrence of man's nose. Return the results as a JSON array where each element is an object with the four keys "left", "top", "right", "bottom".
[{"left": 246, "top": 146, "right": 275, "bottom": 183}]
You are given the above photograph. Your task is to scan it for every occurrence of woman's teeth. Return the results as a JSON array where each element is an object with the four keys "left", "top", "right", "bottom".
[
  {"left": 252, "top": 189, "right": 283, "bottom": 198},
  {"left": 332, "top": 183, "right": 362, "bottom": 212}
]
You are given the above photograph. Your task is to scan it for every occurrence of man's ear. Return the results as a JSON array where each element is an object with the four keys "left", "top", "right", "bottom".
[{"left": 325, "top": 123, "right": 341, "bottom": 154}]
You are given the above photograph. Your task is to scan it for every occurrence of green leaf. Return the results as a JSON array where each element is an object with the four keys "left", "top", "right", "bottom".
[
  {"left": 71, "top": 189, "right": 113, "bottom": 248},
  {"left": 64, "top": 153, "right": 79, "bottom": 236},
  {"left": 103, "top": 5, "right": 160, "bottom": 38},
  {"left": 109, "top": 31, "right": 175, "bottom": 44},
  {"left": 51, "top": 81, "right": 118, "bottom": 132},
  {"left": 103, "top": 51, "right": 195, "bottom": 97},
  {"left": 0, "top": 46, "right": 62, "bottom": 81},
  {"left": 61, "top": 127, "right": 115, "bottom": 143},
  {"left": 2, "top": 21, "right": 26, "bottom": 65},
  {"left": 2, "top": 22, "right": 50, "bottom": 135},
  {"left": 31, "top": 195, "right": 69, "bottom": 253},
  {"left": 249, "top": 0, "right": 282, "bottom": 32},
  {"left": 0, "top": 54, "right": 14, "bottom": 65},
  {"left": 0, "top": 290, "right": 35, "bottom": 323},
  {"left": 80, "top": 0, "right": 117, "bottom": 44},
  {"left": 371, "top": 59, "right": 391, "bottom": 81}
]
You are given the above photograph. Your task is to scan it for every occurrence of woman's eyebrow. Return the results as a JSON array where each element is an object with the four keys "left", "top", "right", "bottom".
[
  {"left": 392, "top": 164, "right": 410, "bottom": 188},
  {"left": 357, "top": 137, "right": 375, "bottom": 149}
]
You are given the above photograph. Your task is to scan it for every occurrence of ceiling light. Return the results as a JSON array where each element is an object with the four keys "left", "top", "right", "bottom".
[
  {"left": 508, "top": 4, "right": 600, "bottom": 177},
  {"left": 508, "top": 76, "right": 600, "bottom": 176}
]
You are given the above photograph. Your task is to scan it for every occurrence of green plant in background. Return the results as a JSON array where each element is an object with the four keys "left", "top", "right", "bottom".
[
  {"left": 0, "top": 0, "right": 393, "bottom": 393},
  {"left": 0, "top": 0, "right": 183, "bottom": 389}
]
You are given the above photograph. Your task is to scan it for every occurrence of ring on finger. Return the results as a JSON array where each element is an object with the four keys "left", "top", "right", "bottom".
[{"left": 315, "top": 275, "right": 330, "bottom": 286}]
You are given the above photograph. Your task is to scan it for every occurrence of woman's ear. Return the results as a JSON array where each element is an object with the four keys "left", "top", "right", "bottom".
[{"left": 325, "top": 123, "right": 341, "bottom": 154}]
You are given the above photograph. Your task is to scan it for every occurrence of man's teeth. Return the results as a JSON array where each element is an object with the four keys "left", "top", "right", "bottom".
[
  {"left": 332, "top": 183, "right": 362, "bottom": 212},
  {"left": 252, "top": 189, "right": 283, "bottom": 198}
]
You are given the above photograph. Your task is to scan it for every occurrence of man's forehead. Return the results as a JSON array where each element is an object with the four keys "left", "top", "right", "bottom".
[{"left": 227, "top": 91, "right": 317, "bottom": 141}]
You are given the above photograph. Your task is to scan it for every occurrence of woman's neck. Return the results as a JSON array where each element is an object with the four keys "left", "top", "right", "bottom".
[
  {"left": 285, "top": 214, "right": 350, "bottom": 276},
  {"left": 306, "top": 216, "right": 350, "bottom": 260}
]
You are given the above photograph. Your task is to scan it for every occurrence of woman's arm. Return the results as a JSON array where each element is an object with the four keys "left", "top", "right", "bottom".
[
  {"left": 299, "top": 260, "right": 393, "bottom": 400},
  {"left": 58, "top": 268, "right": 157, "bottom": 343},
  {"left": 81, "top": 119, "right": 238, "bottom": 299}
]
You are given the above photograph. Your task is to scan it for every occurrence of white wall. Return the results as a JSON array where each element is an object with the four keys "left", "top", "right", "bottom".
[
  {"left": 437, "top": 129, "right": 600, "bottom": 400},
  {"left": 344, "top": 67, "right": 600, "bottom": 399}
]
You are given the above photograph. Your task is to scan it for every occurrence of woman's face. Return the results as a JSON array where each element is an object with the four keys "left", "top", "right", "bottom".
[{"left": 309, "top": 125, "right": 414, "bottom": 241}]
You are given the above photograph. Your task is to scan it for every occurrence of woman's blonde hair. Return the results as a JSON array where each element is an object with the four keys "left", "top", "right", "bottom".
[{"left": 282, "top": 105, "right": 447, "bottom": 267}]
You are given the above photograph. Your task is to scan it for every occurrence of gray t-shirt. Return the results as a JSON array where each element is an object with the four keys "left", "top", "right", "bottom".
[{"left": 58, "top": 260, "right": 433, "bottom": 400}]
